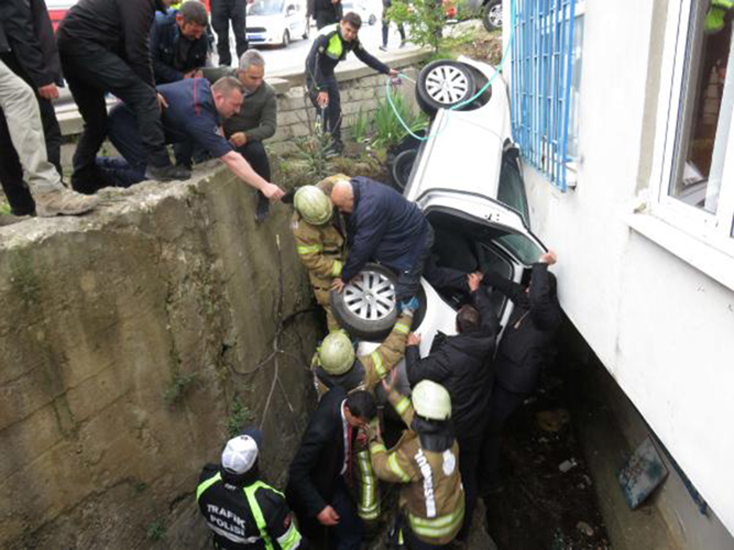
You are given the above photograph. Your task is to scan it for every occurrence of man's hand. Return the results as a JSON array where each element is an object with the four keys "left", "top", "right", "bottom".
[
  {"left": 407, "top": 332, "right": 421, "bottom": 347},
  {"left": 229, "top": 132, "right": 247, "bottom": 147},
  {"left": 317, "top": 91, "right": 329, "bottom": 108},
  {"left": 381, "top": 368, "right": 397, "bottom": 393},
  {"left": 365, "top": 417, "right": 381, "bottom": 442},
  {"left": 157, "top": 93, "right": 169, "bottom": 111},
  {"left": 331, "top": 278, "right": 345, "bottom": 293},
  {"left": 356, "top": 428, "right": 368, "bottom": 445},
  {"left": 38, "top": 84, "right": 59, "bottom": 100},
  {"left": 539, "top": 250, "right": 557, "bottom": 265},
  {"left": 317, "top": 505, "right": 340, "bottom": 526},
  {"left": 262, "top": 182, "right": 285, "bottom": 202},
  {"left": 468, "top": 272, "right": 483, "bottom": 292},
  {"left": 184, "top": 69, "right": 203, "bottom": 79},
  {"left": 389, "top": 69, "right": 399, "bottom": 78}
]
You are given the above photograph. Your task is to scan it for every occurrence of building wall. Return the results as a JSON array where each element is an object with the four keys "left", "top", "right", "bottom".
[{"left": 504, "top": 0, "right": 734, "bottom": 544}]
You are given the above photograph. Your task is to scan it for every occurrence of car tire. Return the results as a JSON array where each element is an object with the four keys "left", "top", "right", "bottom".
[
  {"left": 282, "top": 30, "right": 290, "bottom": 47},
  {"left": 330, "top": 263, "right": 427, "bottom": 340},
  {"left": 369, "top": 14, "right": 377, "bottom": 25},
  {"left": 391, "top": 148, "right": 418, "bottom": 191},
  {"left": 416, "top": 59, "right": 476, "bottom": 116},
  {"left": 302, "top": 23, "right": 310, "bottom": 39},
  {"left": 482, "top": 0, "right": 502, "bottom": 32}
]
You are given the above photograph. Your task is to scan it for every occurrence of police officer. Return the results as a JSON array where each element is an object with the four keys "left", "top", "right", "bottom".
[
  {"left": 305, "top": 12, "right": 397, "bottom": 153},
  {"left": 369, "top": 378, "right": 465, "bottom": 549},
  {"left": 197, "top": 430, "right": 304, "bottom": 549},
  {"left": 291, "top": 176, "right": 348, "bottom": 331}
]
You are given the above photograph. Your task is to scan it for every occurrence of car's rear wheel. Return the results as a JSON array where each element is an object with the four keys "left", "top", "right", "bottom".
[
  {"left": 282, "top": 29, "right": 290, "bottom": 47},
  {"left": 416, "top": 60, "right": 476, "bottom": 116},
  {"left": 391, "top": 148, "right": 418, "bottom": 191},
  {"left": 302, "top": 22, "right": 310, "bottom": 39},
  {"left": 330, "top": 263, "right": 426, "bottom": 340},
  {"left": 482, "top": 0, "right": 502, "bottom": 32},
  {"left": 369, "top": 14, "right": 377, "bottom": 25}
]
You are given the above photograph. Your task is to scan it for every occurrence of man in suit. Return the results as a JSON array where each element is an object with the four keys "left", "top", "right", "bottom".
[{"left": 286, "top": 388, "right": 377, "bottom": 549}]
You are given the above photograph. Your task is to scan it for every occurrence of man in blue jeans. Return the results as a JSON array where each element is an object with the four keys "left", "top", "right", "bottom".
[{"left": 96, "top": 77, "right": 284, "bottom": 203}]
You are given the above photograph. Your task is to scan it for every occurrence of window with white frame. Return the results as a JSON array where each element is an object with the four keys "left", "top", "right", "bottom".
[{"left": 660, "top": 0, "right": 734, "bottom": 242}]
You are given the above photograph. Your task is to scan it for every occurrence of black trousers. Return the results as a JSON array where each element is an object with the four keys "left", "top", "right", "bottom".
[
  {"left": 211, "top": 0, "right": 248, "bottom": 66},
  {"left": 59, "top": 41, "right": 170, "bottom": 193},
  {"left": 315, "top": 7, "right": 341, "bottom": 30},
  {"left": 0, "top": 53, "right": 63, "bottom": 216},
  {"left": 479, "top": 384, "right": 527, "bottom": 495},
  {"left": 457, "top": 431, "right": 484, "bottom": 540},
  {"left": 236, "top": 140, "right": 271, "bottom": 181},
  {"left": 307, "top": 75, "right": 343, "bottom": 147},
  {"left": 381, "top": 18, "right": 405, "bottom": 47}
]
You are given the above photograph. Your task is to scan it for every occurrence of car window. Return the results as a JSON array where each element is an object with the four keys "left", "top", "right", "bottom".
[
  {"left": 248, "top": 0, "right": 285, "bottom": 15},
  {"left": 497, "top": 153, "right": 530, "bottom": 226},
  {"left": 494, "top": 233, "right": 544, "bottom": 266}
]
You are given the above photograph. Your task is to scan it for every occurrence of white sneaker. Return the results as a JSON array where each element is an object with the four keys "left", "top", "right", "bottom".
[{"left": 35, "top": 188, "right": 100, "bottom": 217}]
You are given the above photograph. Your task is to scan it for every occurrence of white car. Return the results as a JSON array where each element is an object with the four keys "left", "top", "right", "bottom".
[
  {"left": 246, "top": 0, "right": 310, "bottom": 47},
  {"left": 330, "top": 57, "right": 546, "bottom": 397},
  {"left": 341, "top": 0, "right": 380, "bottom": 26}
]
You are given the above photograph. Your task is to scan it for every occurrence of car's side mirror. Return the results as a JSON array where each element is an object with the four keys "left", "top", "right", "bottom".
[{"left": 287, "top": 5, "right": 296, "bottom": 14}]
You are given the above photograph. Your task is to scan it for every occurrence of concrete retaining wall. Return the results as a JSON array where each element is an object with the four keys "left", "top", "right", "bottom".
[{"left": 0, "top": 166, "right": 321, "bottom": 548}]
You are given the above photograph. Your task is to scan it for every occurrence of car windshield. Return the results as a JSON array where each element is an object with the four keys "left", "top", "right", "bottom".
[
  {"left": 494, "top": 233, "right": 544, "bottom": 265},
  {"left": 248, "top": 0, "right": 285, "bottom": 15}
]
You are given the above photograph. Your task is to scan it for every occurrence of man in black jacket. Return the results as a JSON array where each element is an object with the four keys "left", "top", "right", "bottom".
[
  {"left": 57, "top": 0, "right": 188, "bottom": 193},
  {"left": 287, "top": 388, "right": 377, "bottom": 549},
  {"left": 197, "top": 429, "right": 304, "bottom": 549},
  {"left": 406, "top": 272, "right": 500, "bottom": 542},
  {"left": 305, "top": 12, "right": 397, "bottom": 153},
  {"left": 479, "top": 251, "right": 562, "bottom": 496},
  {"left": 307, "top": 0, "right": 343, "bottom": 29},
  {"left": 150, "top": 1, "right": 210, "bottom": 84},
  {"left": 0, "top": 0, "right": 64, "bottom": 216},
  {"left": 210, "top": 0, "right": 248, "bottom": 67}
]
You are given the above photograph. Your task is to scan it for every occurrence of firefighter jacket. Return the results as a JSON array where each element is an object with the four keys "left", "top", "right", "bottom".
[
  {"left": 312, "top": 311, "right": 413, "bottom": 396},
  {"left": 369, "top": 388, "right": 465, "bottom": 545},
  {"left": 196, "top": 465, "right": 302, "bottom": 550},
  {"left": 291, "top": 212, "right": 346, "bottom": 290}
]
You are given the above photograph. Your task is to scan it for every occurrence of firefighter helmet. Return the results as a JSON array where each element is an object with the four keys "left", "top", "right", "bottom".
[
  {"left": 294, "top": 185, "right": 333, "bottom": 225},
  {"left": 318, "top": 331, "right": 356, "bottom": 375},
  {"left": 412, "top": 380, "right": 452, "bottom": 420}
]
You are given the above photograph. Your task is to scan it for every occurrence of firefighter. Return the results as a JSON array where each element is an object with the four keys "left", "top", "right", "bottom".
[
  {"left": 310, "top": 310, "right": 417, "bottom": 527},
  {"left": 197, "top": 430, "right": 303, "bottom": 549},
  {"left": 292, "top": 176, "right": 349, "bottom": 332},
  {"left": 368, "top": 377, "right": 464, "bottom": 549}
]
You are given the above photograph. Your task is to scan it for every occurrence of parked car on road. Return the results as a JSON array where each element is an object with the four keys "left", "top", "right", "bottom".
[
  {"left": 330, "top": 56, "right": 546, "bottom": 398},
  {"left": 462, "top": 0, "right": 502, "bottom": 32},
  {"left": 246, "top": 0, "right": 309, "bottom": 47},
  {"left": 341, "top": 0, "right": 380, "bottom": 26}
]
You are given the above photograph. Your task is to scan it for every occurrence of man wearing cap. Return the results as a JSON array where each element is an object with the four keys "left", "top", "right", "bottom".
[
  {"left": 291, "top": 175, "right": 349, "bottom": 332},
  {"left": 197, "top": 429, "right": 303, "bottom": 549},
  {"left": 287, "top": 388, "right": 377, "bottom": 549}
]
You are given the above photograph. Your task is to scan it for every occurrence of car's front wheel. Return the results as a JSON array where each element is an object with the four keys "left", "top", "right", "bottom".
[
  {"left": 483, "top": 0, "right": 502, "bottom": 32},
  {"left": 416, "top": 59, "right": 476, "bottom": 116},
  {"left": 391, "top": 148, "right": 418, "bottom": 191},
  {"left": 282, "top": 29, "right": 290, "bottom": 47}
]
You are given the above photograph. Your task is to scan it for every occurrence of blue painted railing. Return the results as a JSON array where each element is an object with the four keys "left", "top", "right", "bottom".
[{"left": 511, "top": 0, "right": 577, "bottom": 192}]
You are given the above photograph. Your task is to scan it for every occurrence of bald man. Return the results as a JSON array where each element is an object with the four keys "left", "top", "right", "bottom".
[{"left": 331, "top": 176, "right": 468, "bottom": 310}]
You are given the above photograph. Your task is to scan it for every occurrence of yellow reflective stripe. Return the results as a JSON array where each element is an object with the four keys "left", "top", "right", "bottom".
[
  {"left": 394, "top": 322, "right": 410, "bottom": 335},
  {"left": 370, "top": 442, "right": 387, "bottom": 454},
  {"left": 244, "top": 480, "right": 286, "bottom": 550},
  {"left": 408, "top": 505, "right": 465, "bottom": 538},
  {"left": 332, "top": 259, "right": 343, "bottom": 276},
  {"left": 297, "top": 244, "right": 322, "bottom": 255},
  {"left": 395, "top": 397, "right": 411, "bottom": 416},
  {"left": 326, "top": 33, "right": 343, "bottom": 58},
  {"left": 196, "top": 472, "right": 222, "bottom": 501},
  {"left": 357, "top": 450, "right": 379, "bottom": 520},
  {"left": 388, "top": 453, "right": 411, "bottom": 482},
  {"left": 371, "top": 351, "right": 386, "bottom": 378},
  {"left": 276, "top": 521, "right": 302, "bottom": 550}
]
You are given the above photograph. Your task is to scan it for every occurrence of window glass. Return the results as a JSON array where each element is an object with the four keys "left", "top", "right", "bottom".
[
  {"left": 497, "top": 153, "right": 530, "bottom": 225},
  {"left": 670, "top": 4, "right": 733, "bottom": 213},
  {"left": 248, "top": 0, "right": 285, "bottom": 16},
  {"left": 494, "top": 233, "right": 544, "bottom": 266}
]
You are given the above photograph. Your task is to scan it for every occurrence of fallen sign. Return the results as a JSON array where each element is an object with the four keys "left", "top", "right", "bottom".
[{"left": 618, "top": 436, "right": 669, "bottom": 509}]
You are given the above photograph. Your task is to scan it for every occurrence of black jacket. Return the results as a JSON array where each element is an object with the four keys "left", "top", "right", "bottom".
[
  {"left": 57, "top": 0, "right": 167, "bottom": 86},
  {"left": 485, "top": 263, "right": 562, "bottom": 394},
  {"left": 305, "top": 24, "right": 390, "bottom": 91},
  {"left": 0, "top": 20, "right": 9, "bottom": 53},
  {"left": 406, "top": 288, "right": 500, "bottom": 440},
  {"left": 0, "top": 0, "right": 61, "bottom": 87},
  {"left": 197, "top": 465, "right": 297, "bottom": 549},
  {"left": 341, "top": 177, "right": 430, "bottom": 281},
  {"left": 150, "top": 9, "right": 209, "bottom": 84},
  {"left": 286, "top": 387, "right": 353, "bottom": 520},
  {"left": 306, "top": 0, "right": 341, "bottom": 19}
]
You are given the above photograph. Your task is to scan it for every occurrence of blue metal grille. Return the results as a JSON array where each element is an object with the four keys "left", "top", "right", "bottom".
[{"left": 511, "top": 0, "right": 577, "bottom": 192}]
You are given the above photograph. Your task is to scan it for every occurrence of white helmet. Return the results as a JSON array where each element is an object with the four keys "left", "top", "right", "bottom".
[
  {"left": 412, "top": 380, "right": 452, "bottom": 421},
  {"left": 294, "top": 185, "right": 333, "bottom": 226},
  {"left": 318, "top": 331, "right": 356, "bottom": 375},
  {"left": 221, "top": 435, "right": 259, "bottom": 474}
]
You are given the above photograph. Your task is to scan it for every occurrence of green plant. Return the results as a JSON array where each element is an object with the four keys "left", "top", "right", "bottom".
[
  {"left": 371, "top": 93, "right": 429, "bottom": 151},
  {"left": 293, "top": 122, "right": 335, "bottom": 180},
  {"left": 388, "top": 0, "right": 473, "bottom": 53},
  {"left": 163, "top": 372, "right": 197, "bottom": 406},
  {"left": 146, "top": 520, "right": 166, "bottom": 541},
  {"left": 350, "top": 108, "right": 371, "bottom": 143},
  {"left": 228, "top": 396, "right": 255, "bottom": 437}
]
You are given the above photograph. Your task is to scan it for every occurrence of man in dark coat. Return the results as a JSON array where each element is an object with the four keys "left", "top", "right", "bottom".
[
  {"left": 307, "top": 0, "right": 343, "bottom": 29},
  {"left": 286, "top": 387, "right": 377, "bottom": 549},
  {"left": 150, "top": 1, "right": 210, "bottom": 84},
  {"left": 210, "top": 0, "right": 248, "bottom": 67},
  {"left": 57, "top": 0, "right": 189, "bottom": 193},
  {"left": 406, "top": 272, "right": 500, "bottom": 542},
  {"left": 331, "top": 176, "right": 469, "bottom": 310},
  {"left": 479, "top": 251, "right": 562, "bottom": 495},
  {"left": 0, "top": 0, "right": 64, "bottom": 216}
]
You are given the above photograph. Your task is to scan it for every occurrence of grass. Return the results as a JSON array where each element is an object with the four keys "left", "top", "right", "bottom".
[
  {"left": 146, "top": 520, "right": 166, "bottom": 541},
  {"left": 227, "top": 396, "right": 255, "bottom": 437},
  {"left": 350, "top": 108, "right": 371, "bottom": 144},
  {"left": 371, "top": 92, "right": 429, "bottom": 151},
  {"left": 163, "top": 372, "right": 197, "bottom": 407}
]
